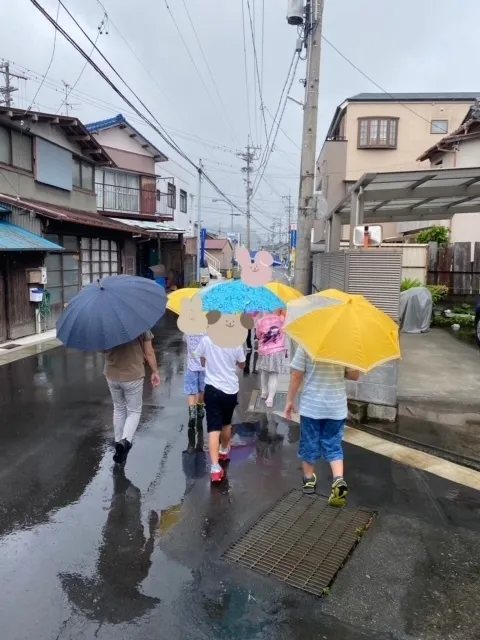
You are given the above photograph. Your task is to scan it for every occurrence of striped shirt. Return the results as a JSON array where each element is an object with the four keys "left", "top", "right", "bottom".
[{"left": 290, "top": 347, "right": 347, "bottom": 420}]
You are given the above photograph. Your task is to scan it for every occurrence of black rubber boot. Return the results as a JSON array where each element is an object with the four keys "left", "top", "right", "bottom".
[
  {"left": 188, "top": 406, "right": 196, "bottom": 429},
  {"left": 196, "top": 425, "right": 204, "bottom": 452},
  {"left": 187, "top": 427, "right": 196, "bottom": 455}
]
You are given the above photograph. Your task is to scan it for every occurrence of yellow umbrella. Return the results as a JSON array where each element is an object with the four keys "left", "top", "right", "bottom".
[
  {"left": 166, "top": 287, "right": 200, "bottom": 315},
  {"left": 265, "top": 282, "right": 303, "bottom": 304},
  {"left": 284, "top": 289, "right": 400, "bottom": 373}
]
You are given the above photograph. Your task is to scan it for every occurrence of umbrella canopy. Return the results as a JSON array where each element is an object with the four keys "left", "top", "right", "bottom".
[
  {"left": 284, "top": 289, "right": 400, "bottom": 373},
  {"left": 266, "top": 282, "right": 303, "bottom": 304},
  {"left": 167, "top": 287, "right": 201, "bottom": 314},
  {"left": 57, "top": 275, "right": 167, "bottom": 351},
  {"left": 201, "top": 279, "right": 285, "bottom": 314}
]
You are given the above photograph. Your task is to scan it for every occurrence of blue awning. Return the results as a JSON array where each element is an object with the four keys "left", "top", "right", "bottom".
[{"left": 0, "top": 221, "right": 64, "bottom": 251}]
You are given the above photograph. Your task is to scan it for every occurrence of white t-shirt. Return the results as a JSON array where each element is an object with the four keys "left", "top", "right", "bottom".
[{"left": 194, "top": 336, "right": 245, "bottom": 395}]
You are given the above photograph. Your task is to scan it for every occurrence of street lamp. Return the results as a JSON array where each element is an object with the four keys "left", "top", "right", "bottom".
[{"left": 212, "top": 198, "right": 241, "bottom": 232}]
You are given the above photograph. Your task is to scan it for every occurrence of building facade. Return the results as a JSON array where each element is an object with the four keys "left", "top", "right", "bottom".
[
  {"left": 0, "top": 107, "right": 150, "bottom": 338},
  {"left": 317, "top": 92, "right": 479, "bottom": 240}
]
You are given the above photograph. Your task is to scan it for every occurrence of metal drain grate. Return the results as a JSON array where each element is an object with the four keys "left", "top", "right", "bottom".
[
  {"left": 0, "top": 344, "right": 21, "bottom": 350},
  {"left": 223, "top": 489, "right": 375, "bottom": 597}
]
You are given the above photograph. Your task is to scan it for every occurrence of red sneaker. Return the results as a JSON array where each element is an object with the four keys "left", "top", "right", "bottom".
[
  {"left": 211, "top": 467, "right": 225, "bottom": 483},
  {"left": 218, "top": 446, "right": 231, "bottom": 462}
]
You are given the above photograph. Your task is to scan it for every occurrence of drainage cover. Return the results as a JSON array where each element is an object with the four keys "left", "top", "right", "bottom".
[
  {"left": 223, "top": 489, "right": 375, "bottom": 597},
  {"left": 0, "top": 344, "right": 21, "bottom": 350}
]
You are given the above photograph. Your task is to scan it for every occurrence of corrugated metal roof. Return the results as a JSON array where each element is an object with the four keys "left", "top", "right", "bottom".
[
  {"left": 0, "top": 194, "right": 150, "bottom": 235},
  {"left": 0, "top": 221, "right": 64, "bottom": 251},
  {"left": 111, "top": 218, "right": 185, "bottom": 233},
  {"left": 86, "top": 114, "right": 168, "bottom": 161},
  {"left": 349, "top": 92, "right": 480, "bottom": 102}
]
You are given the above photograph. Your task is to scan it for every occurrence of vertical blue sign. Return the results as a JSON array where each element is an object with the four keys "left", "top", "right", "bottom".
[
  {"left": 290, "top": 229, "right": 297, "bottom": 249},
  {"left": 200, "top": 227, "right": 207, "bottom": 268}
]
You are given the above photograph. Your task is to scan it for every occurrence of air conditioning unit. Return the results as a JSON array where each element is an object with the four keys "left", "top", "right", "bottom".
[{"left": 287, "top": 0, "right": 304, "bottom": 25}]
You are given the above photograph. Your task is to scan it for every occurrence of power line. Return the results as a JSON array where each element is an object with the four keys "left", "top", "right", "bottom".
[
  {"left": 25, "top": 1, "right": 60, "bottom": 113},
  {"left": 27, "top": 0, "right": 261, "bottom": 230},
  {"left": 322, "top": 35, "right": 435, "bottom": 128},
  {"left": 163, "top": 0, "right": 237, "bottom": 146},
  {"left": 240, "top": 0, "right": 253, "bottom": 141},
  {"left": 245, "top": 0, "right": 269, "bottom": 146},
  {"left": 180, "top": 0, "right": 238, "bottom": 145},
  {"left": 264, "top": 105, "right": 302, "bottom": 151},
  {"left": 251, "top": 52, "right": 300, "bottom": 198}
]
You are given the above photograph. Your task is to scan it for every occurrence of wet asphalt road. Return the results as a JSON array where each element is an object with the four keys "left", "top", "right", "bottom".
[{"left": 1, "top": 313, "right": 480, "bottom": 640}]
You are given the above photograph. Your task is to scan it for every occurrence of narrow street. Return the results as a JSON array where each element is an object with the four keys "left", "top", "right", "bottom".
[{"left": 1, "top": 315, "right": 480, "bottom": 640}]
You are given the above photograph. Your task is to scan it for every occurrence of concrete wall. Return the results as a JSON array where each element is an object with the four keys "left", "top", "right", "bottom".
[
  {"left": 316, "top": 139, "right": 347, "bottom": 213},
  {"left": 208, "top": 245, "right": 233, "bottom": 271},
  {"left": 92, "top": 127, "right": 152, "bottom": 157}
]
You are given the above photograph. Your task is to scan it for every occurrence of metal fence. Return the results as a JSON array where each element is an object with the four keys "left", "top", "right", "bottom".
[{"left": 96, "top": 183, "right": 174, "bottom": 219}]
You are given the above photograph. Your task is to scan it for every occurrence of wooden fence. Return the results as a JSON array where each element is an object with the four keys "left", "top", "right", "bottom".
[{"left": 427, "top": 242, "right": 480, "bottom": 295}]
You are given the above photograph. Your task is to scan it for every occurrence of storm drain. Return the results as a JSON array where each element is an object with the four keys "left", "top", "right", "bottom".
[
  {"left": 0, "top": 343, "right": 20, "bottom": 350},
  {"left": 223, "top": 489, "right": 375, "bottom": 597}
]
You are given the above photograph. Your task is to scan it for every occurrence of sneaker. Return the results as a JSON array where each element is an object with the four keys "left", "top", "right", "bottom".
[
  {"left": 211, "top": 466, "right": 225, "bottom": 483},
  {"left": 303, "top": 474, "right": 317, "bottom": 495},
  {"left": 113, "top": 438, "right": 132, "bottom": 465},
  {"left": 188, "top": 406, "right": 196, "bottom": 429},
  {"left": 329, "top": 478, "right": 348, "bottom": 508},
  {"left": 218, "top": 446, "right": 231, "bottom": 462}
]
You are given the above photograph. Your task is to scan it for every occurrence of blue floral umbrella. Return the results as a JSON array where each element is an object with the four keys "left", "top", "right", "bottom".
[{"left": 199, "top": 280, "right": 285, "bottom": 314}]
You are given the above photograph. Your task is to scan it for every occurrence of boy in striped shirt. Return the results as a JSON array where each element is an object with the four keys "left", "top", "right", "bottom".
[{"left": 285, "top": 346, "right": 359, "bottom": 506}]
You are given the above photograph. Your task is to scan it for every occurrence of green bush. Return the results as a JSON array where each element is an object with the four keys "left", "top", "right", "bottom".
[
  {"left": 416, "top": 225, "right": 450, "bottom": 245},
  {"left": 432, "top": 314, "right": 474, "bottom": 328},
  {"left": 400, "top": 278, "right": 422, "bottom": 292},
  {"left": 426, "top": 284, "right": 448, "bottom": 304},
  {"left": 451, "top": 303, "right": 474, "bottom": 315}
]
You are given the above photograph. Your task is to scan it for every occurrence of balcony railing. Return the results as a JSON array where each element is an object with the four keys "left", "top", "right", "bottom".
[{"left": 95, "top": 182, "right": 175, "bottom": 219}]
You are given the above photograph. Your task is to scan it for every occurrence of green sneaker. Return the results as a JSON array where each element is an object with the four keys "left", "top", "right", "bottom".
[
  {"left": 329, "top": 478, "right": 348, "bottom": 508},
  {"left": 303, "top": 474, "right": 317, "bottom": 495}
]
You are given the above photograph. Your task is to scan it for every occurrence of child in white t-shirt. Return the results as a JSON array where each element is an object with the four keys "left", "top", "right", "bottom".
[{"left": 194, "top": 336, "right": 246, "bottom": 482}]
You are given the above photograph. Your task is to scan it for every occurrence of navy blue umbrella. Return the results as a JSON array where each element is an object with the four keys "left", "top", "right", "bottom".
[{"left": 56, "top": 276, "right": 167, "bottom": 351}]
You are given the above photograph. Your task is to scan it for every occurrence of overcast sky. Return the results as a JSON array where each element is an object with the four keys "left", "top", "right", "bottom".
[{"left": 3, "top": 0, "right": 480, "bottom": 241}]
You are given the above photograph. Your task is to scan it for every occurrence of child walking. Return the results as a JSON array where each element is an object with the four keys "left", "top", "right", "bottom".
[
  {"left": 256, "top": 309, "right": 287, "bottom": 408},
  {"left": 194, "top": 335, "right": 246, "bottom": 482},
  {"left": 184, "top": 334, "right": 206, "bottom": 454},
  {"left": 285, "top": 346, "right": 359, "bottom": 507}
]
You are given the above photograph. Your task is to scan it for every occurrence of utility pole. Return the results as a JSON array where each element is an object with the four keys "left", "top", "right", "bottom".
[
  {"left": 196, "top": 160, "right": 203, "bottom": 282},
  {"left": 237, "top": 141, "right": 260, "bottom": 250},
  {"left": 283, "top": 191, "right": 294, "bottom": 261},
  {"left": 0, "top": 62, "right": 27, "bottom": 107},
  {"left": 292, "top": 0, "right": 324, "bottom": 294}
]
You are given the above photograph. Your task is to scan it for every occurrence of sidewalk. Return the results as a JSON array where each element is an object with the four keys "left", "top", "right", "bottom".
[{"left": 0, "top": 330, "right": 60, "bottom": 366}]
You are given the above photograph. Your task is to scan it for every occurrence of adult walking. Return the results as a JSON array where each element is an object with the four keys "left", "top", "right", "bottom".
[{"left": 104, "top": 331, "right": 160, "bottom": 465}]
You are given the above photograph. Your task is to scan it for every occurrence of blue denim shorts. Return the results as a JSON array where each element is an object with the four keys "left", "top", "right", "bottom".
[
  {"left": 184, "top": 369, "right": 206, "bottom": 396},
  {"left": 298, "top": 416, "right": 346, "bottom": 464}
]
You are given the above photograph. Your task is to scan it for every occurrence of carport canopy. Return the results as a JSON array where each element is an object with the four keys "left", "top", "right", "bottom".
[{"left": 327, "top": 167, "right": 480, "bottom": 225}]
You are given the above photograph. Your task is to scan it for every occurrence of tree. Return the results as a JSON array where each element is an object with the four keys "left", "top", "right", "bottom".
[{"left": 415, "top": 225, "right": 450, "bottom": 245}]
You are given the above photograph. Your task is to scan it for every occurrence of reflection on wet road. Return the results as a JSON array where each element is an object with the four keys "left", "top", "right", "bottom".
[{"left": 1, "top": 313, "right": 480, "bottom": 640}]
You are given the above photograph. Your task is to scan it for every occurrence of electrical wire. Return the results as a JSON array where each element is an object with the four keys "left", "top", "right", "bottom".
[
  {"left": 240, "top": 0, "right": 253, "bottom": 142},
  {"left": 25, "top": 1, "right": 60, "bottom": 113},
  {"left": 245, "top": 0, "right": 269, "bottom": 146},
  {"left": 28, "top": 0, "right": 266, "bottom": 231},
  {"left": 251, "top": 52, "right": 300, "bottom": 198},
  {"left": 180, "top": 0, "right": 238, "bottom": 145},
  {"left": 322, "top": 35, "right": 436, "bottom": 128},
  {"left": 163, "top": 0, "right": 237, "bottom": 147},
  {"left": 264, "top": 105, "right": 302, "bottom": 151}
]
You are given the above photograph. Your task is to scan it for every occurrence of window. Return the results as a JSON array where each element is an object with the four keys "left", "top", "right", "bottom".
[
  {"left": 73, "top": 157, "right": 95, "bottom": 191},
  {"left": 167, "top": 182, "right": 176, "bottom": 209},
  {"left": 180, "top": 189, "right": 187, "bottom": 213},
  {"left": 81, "top": 237, "right": 119, "bottom": 286},
  {"left": 0, "top": 125, "right": 33, "bottom": 171},
  {"left": 43, "top": 235, "right": 80, "bottom": 306},
  {"left": 97, "top": 170, "right": 139, "bottom": 212},
  {"left": 431, "top": 119, "right": 448, "bottom": 134},
  {"left": 358, "top": 117, "right": 398, "bottom": 149}
]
